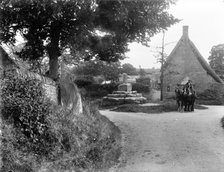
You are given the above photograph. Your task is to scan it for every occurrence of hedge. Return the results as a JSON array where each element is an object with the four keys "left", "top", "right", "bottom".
[
  {"left": 136, "top": 77, "right": 151, "bottom": 86},
  {"left": 132, "top": 83, "right": 150, "bottom": 93},
  {"left": 81, "top": 83, "right": 119, "bottom": 98},
  {"left": 1, "top": 73, "right": 121, "bottom": 171},
  {"left": 1, "top": 74, "right": 57, "bottom": 171}
]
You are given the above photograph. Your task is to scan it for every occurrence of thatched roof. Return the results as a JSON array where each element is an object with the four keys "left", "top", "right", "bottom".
[
  {"left": 165, "top": 26, "right": 223, "bottom": 84},
  {"left": 189, "top": 40, "right": 223, "bottom": 83}
]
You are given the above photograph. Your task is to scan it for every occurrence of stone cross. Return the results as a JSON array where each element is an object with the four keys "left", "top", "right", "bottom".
[{"left": 122, "top": 73, "right": 128, "bottom": 83}]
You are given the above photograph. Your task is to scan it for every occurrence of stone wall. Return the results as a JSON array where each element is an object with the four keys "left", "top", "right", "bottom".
[
  {"left": 0, "top": 47, "right": 58, "bottom": 104},
  {"left": 16, "top": 68, "right": 58, "bottom": 104},
  {"left": 2, "top": 67, "right": 58, "bottom": 104}
]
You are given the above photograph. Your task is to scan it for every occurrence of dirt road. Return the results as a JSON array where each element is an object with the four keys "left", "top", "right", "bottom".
[{"left": 100, "top": 106, "right": 224, "bottom": 172}]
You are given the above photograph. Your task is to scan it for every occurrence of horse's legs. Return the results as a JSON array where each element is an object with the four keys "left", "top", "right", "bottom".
[
  {"left": 180, "top": 100, "right": 184, "bottom": 112},
  {"left": 191, "top": 100, "right": 195, "bottom": 111},
  {"left": 177, "top": 100, "right": 180, "bottom": 111},
  {"left": 184, "top": 101, "right": 187, "bottom": 111},
  {"left": 186, "top": 102, "right": 190, "bottom": 112}
]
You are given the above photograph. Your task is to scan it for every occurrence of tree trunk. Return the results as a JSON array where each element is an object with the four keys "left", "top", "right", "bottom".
[
  {"left": 46, "top": 21, "right": 62, "bottom": 80},
  {"left": 49, "top": 55, "right": 59, "bottom": 80},
  {"left": 47, "top": 32, "right": 60, "bottom": 80}
]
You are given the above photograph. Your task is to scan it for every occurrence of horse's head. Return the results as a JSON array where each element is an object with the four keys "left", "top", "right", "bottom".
[{"left": 175, "top": 88, "right": 183, "bottom": 97}]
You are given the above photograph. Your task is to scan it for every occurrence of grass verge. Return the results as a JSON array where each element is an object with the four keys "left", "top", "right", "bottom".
[{"left": 110, "top": 101, "right": 208, "bottom": 113}]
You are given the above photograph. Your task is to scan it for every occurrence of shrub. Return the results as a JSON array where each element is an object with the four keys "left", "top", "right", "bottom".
[
  {"left": 136, "top": 77, "right": 151, "bottom": 86},
  {"left": 1, "top": 73, "right": 57, "bottom": 171},
  {"left": 75, "top": 75, "right": 94, "bottom": 87},
  {"left": 221, "top": 116, "right": 224, "bottom": 128},
  {"left": 1, "top": 72, "right": 121, "bottom": 171},
  {"left": 197, "top": 89, "right": 224, "bottom": 105},
  {"left": 83, "top": 83, "right": 119, "bottom": 98},
  {"left": 42, "top": 101, "right": 121, "bottom": 171},
  {"left": 100, "top": 83, "right": 119, "bottom": 93},
  {"left": 132, "top": 83, "right": 150, "bottom": 93}
]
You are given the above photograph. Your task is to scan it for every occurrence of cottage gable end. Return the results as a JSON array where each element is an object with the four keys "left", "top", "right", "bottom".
[
  {"left": 165, "top": 26, "right": 223, "bottom": 84},
  {"left": 163, "top": 26, "right": 224, "bottom": 98}
]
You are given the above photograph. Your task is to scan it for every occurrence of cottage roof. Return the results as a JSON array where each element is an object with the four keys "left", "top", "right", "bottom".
[{"left": 165, "top": 26, "right": 223, "bottom": 84}]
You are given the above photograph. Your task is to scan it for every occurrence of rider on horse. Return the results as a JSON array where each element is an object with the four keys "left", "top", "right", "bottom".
[{"left": 183, "top": 80, "right": 194, "bottom": 95}]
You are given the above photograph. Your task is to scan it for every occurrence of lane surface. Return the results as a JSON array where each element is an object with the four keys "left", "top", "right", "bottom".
[{"left": 101, "top": 106, "right": 224, "bottom": 172}]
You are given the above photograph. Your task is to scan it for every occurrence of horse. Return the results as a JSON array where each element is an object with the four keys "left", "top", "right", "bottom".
[
  {"left": 175, "top": 88, "right": 184, "bottom": 111},
  {"left": 175, "top": 87, "right": 197, "bottom": 112},
  {"left": 182, "top": 88, "right": 197, "bottom": 112}
]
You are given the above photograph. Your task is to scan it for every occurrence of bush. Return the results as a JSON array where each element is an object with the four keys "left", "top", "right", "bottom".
[
  {"left": 221, "top": 116, "right": 224, "bottom": 128},
  {"left": 197, "top": 89, "right": 224, "bottom": 105},
  {"left": 132, "top": 83, "right": 150, "bottom": 93},
  {"left": 100, "top": 83, "right": 119, "bottom": 93},
  {"left": 136, "top": 77, "right": 151, "bottom": 86},
  {"left": 75, "top": 75, "right": 94, "bottom": 87},
  {"left": 1, "top": 73, "right": 121, "bottom": 171},
  {"left": 83, "top": 83, "right": 119, "bottom": 98},
  {"left": 41, "top": 101, "right": 121, "bottom": 171},
  {"left": 1, "top": 73, "right": 57, "bottom": 171}
]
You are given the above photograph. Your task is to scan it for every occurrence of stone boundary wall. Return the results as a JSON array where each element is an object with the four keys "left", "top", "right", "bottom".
[{"left": 4, "top": 67, "right": 58, "bottom": 104}]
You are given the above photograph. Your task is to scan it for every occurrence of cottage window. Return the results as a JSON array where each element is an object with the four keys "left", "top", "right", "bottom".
[{"left": 167, "top": 86, "right": 170, "bottom": 92}]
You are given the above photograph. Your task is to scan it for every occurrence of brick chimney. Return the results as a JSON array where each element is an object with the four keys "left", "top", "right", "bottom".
[{"left": 183, "top": 25, "right": 189, "bottom": 38}]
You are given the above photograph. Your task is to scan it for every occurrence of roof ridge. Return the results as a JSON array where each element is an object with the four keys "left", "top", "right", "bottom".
[{"left": 164, "top": 33, "right": 223, "bottom": 84}]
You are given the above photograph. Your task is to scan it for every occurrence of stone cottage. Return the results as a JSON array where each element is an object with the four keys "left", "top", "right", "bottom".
[{"left": 163, "top": 26, "right": 224, "bottom": 99}]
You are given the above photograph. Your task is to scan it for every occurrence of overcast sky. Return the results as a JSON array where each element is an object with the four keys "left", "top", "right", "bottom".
[{"left": 123, "top": 0, "right": 224, "bottom": 69}]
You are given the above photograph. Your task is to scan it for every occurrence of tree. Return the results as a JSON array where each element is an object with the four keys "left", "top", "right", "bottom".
[
  {"left": 0, "top": 0, "right": 179, "bottom": 80},
  {"left": 121, "top": 63, "right": 137, "bottom": 75},
  {"left": 73, "top": 60, "right": 121, "bottom": 82},
  {"left": 139, "top": 68, "right": 147, "bottom": 77},
  {"left": 154, "top": 30, "right": 175, "bottom": 100},
  {"left": 208, "top": 44, "right": 224, "bottom": 80}
]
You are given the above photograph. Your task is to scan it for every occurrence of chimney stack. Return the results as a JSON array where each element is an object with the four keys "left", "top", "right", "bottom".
[{"left": 183, "top": 25, "right": 189, "bottom": 38}]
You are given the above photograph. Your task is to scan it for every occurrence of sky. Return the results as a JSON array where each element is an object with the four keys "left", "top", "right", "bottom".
[{"left": 123, "top": 0, "right": 224, "bottom": 69}]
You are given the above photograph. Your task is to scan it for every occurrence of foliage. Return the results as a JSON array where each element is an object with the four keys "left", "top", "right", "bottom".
[
  {"left": 138, "top": 68, "right": 147, "bottom": 77},
  {"left": 197, "top": 88, "right": 224, "bottom": 105},
  {"left": 40, "top": 101, "right": 121, "bottom": 171},
  {"left": 1, "top": 73, "right": 56, "bottom": 157},
  {"left": 0, "top": 0, "right": 179, "bottom": 79},
  {"left": 75, "top": 75, "right": 95, "bottom": 87},
  {"left": 1, "top": 73, "right": 57, "bottom": 171},
  {"left": 121, "top": 63, "right": 137, "bottom": 75},
  {"left": 208, "top": 44, "right": 224, "bottom": 80},
  {"left": 1, "top": 123, "right": 39, "bottom": 172},
  {"left": 1, "top": 72, "right": 121, "bottom": 171},
  {"left": 73, "top": 60, "right": 121, "bottom": 82},
  {"left": 81, "top": 83, "right": 119, "bottom": 98},
  {"left": 136, "top": 77, "right": 151, "bottom": 86},
  {"left": 111, "top": 101, "right": 208, "bottom": 113},
  {"left": 221, "top": 116, "right": 224, "bottom": 128},
  {"left": 132, "top": 83, "right": 150, "bottom": 93}
]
